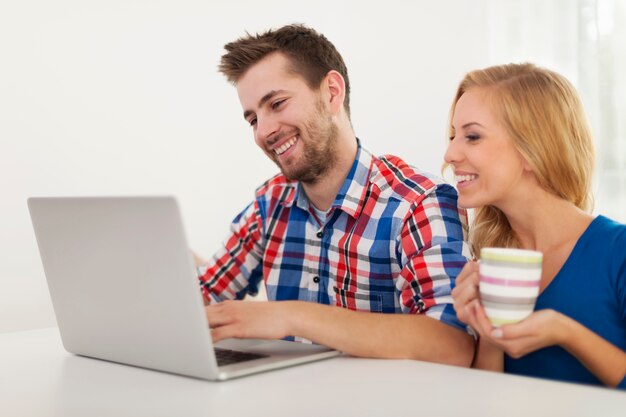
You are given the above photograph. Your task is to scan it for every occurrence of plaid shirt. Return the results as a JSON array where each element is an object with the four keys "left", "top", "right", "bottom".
[{"left": 199, "top": 142, "right": 471, "bottom": 332}]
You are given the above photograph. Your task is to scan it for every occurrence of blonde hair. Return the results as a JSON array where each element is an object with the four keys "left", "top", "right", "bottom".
[{"left": 447, "top": 63, "right": 595, "bottom": 256}]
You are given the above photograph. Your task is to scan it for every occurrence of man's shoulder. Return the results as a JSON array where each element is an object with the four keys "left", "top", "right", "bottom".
[
  {"left": 371, "top": 154, "right": 455, "bottom": 204},
  {"left": 254, "top": 172, "right": 298, "bottom": 200}
]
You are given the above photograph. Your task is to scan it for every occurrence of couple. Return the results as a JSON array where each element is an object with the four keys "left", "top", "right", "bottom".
[{"left": 196, "top": 24, "right": 626, "bottom": 389}]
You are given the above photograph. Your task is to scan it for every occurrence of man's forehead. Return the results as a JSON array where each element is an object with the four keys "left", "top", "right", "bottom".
[
  {"left": 239, "top": 52, "right": 294, "bottom": 84},
  {"left": 237, "top": 56, "right": 307, "bottom": 108}
]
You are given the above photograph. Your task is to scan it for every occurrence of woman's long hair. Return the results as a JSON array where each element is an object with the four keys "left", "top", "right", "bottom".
[{"left": 447, "top": 63, "right": 595, "bottom": 256}]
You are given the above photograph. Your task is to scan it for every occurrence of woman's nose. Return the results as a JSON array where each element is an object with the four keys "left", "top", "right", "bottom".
[{"left": 444, "top": 137, "right": 462, "bottom": 164}]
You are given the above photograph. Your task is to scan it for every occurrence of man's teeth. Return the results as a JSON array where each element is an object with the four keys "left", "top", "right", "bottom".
[
  {"left": 456, "top": 174, "right": 477, "bottom": 183},
  {"left": 274, "top": 136, "right": 298, "bottom": 156}
]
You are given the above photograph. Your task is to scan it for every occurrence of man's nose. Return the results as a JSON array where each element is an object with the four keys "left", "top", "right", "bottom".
[{"left": 255, "top": 114, "right": 279, "bottom": 143}]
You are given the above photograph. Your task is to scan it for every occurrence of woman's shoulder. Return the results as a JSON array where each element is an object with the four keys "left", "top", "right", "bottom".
[
  {"left": 589, "top": 215, "right": 626, "bottom": 242},
  {"left": 589, "top": 216, "right": 626, "bottom": 283},
  {"left": 573, "top": 215, "right": 626, "bottom": 271}
]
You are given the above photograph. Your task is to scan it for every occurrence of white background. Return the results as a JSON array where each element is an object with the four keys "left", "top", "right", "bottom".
[{"left": 2, "top": 0, "right": 611, "bottom": 332}]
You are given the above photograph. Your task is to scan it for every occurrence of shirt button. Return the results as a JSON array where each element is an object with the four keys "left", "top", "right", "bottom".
[
  {"left": 316, "top": 231, "right": 323, "bottom": 238},
  {"left": 313, "top": 276, "right": 320, "bottom": 283}
]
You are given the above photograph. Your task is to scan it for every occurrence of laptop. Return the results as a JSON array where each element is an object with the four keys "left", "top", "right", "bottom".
[{"left": 28, "top": 196, "right": 339, "bottom": 381}]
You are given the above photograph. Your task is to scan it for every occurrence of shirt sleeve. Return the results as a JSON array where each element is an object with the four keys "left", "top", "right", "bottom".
[
  {"left": 397, "top": 183, "right": 472, "bottom": 333},
  {"left": 197, "top": 200, "right": 265, "bottom": 303}
]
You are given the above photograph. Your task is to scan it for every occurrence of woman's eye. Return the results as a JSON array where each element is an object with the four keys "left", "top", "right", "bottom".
[{"left": 466, "top": 134, "right": 480, "bottom": 141}]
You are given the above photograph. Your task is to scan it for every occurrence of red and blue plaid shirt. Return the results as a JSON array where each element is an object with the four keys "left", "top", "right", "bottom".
[{"left": 199, "top": 142, "right": 471, "bottom": 332}]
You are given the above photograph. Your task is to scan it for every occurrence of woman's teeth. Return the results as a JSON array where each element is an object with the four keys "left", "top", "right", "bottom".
[{"left": 456, "top": 174, "right": 477, "bottom": 183}]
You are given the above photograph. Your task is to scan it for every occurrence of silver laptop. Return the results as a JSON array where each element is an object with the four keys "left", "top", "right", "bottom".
[{"left": 28, "top": 196, "right": 339, "bottom": 381}]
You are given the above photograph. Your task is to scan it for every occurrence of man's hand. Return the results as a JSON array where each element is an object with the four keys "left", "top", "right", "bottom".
[
  {"left": 204, "top": 299, "right": 474, "bottom": 365},
  {"left": 205, "top": 300, "right": 293, "bottom": 342},
  {"left": 192, "top": 251, "right": 207, "bottom": 267}
]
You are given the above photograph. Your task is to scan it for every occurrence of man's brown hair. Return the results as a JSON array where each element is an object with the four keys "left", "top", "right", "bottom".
[{"left": 219, "top": 24, "right": 351, "bottom": 117}]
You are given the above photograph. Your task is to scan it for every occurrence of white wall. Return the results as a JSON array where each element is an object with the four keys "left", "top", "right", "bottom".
[{"left": 0, "top": 0, "right": 491, "bottom": 332}]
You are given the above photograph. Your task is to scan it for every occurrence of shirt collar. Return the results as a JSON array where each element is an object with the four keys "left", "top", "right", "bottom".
[{"left": 287, "top": 139, "right": 373, "bottom": 219}]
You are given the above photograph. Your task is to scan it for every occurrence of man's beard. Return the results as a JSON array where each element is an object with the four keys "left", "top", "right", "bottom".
[{"left": 272, "top": 101, "right": 339, "bottom": 184}]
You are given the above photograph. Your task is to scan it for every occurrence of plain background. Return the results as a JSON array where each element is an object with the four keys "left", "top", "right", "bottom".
[{"left": 1, "top": 0, "right": 607, "bottom": 333}]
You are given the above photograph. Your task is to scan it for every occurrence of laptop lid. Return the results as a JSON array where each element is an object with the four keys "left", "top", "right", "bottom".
[{"left": 28, "top": 196, "right": 338, "bottom": 381}]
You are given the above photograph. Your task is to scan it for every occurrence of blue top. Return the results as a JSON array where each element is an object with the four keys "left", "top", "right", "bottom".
[{"left": 505, "top": 216, "right": 626, "bottom": 389}]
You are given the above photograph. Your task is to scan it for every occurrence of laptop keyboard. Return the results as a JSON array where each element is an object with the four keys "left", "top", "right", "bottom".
[{"left": 214, "top": 347, "right": 269, "bottom": 367}]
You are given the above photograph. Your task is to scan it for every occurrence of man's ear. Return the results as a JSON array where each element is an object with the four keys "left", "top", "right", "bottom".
[{"left": 322, "top": 70, "right": 346, "bottom": 114}]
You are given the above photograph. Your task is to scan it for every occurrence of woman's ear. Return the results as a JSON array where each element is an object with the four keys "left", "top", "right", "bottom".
[{"left": 523, "top": 158, "right": 534, "bottom": 172}]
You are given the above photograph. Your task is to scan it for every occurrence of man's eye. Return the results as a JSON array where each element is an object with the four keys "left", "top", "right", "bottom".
[
  {"left": 272, "top": 99, "right": 286, "bottom": 110},
  {"left": 248, "top": 118, "right": 257, "bottom": 127}
]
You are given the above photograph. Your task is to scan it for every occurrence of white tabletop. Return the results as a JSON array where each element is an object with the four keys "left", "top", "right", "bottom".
[{"left": 1, "top": 327, "right": 625, "bottom": 417}]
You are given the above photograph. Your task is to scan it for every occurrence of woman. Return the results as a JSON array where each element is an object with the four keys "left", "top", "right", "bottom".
[{"left": 446, "top": 63, "right": 626, "bottom": 388}]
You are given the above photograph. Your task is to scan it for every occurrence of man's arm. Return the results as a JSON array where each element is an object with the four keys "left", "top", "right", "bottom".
[
  {"left": 197, "top": 201, "right": 265, "bottom": 303},
  {"left": 206, "top": 300, "right": 474, "bottom": 366},
  {"left": 206, "top": 184, "right": 475, "bottom": 366}
]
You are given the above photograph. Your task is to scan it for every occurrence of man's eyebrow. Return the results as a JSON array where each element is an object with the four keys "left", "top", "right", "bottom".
[{"left": 242, "top": 90, "right": 287, "bottom": 120}]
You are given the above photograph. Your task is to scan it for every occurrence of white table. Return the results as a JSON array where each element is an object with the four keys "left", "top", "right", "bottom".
[{"left": 1, "top": 328, "right": 625, "bottom": 417}]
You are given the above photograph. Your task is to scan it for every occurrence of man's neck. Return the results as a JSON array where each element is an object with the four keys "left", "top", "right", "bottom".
[{"left": 301, "top": 129, "right": 358, "bottom": 211}]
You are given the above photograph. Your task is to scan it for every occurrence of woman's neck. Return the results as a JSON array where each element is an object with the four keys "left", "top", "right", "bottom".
[{"left": 498, "top": 187, "right": 593, "bottom": 253}]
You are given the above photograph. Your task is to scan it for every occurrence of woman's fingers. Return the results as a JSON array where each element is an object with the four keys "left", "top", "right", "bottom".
[
  {"left": 453, "top": 270, "right": 481, "bottom": 317},
  {"left": 455, "top": 261, "right": 479, "bottom": 285}
]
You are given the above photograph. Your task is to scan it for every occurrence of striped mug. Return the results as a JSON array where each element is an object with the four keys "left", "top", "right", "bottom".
[{"left": 479, "top": 248, "right": 543, "bottom": 327}]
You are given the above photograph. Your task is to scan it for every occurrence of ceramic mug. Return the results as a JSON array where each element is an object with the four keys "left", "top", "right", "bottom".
[{"left": 479, "top": 247, "right": 543, "bottom": 327}]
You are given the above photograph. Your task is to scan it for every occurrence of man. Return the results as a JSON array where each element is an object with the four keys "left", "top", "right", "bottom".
[{"left": 199, "top": 24, "right": 474, "bottom": 365}]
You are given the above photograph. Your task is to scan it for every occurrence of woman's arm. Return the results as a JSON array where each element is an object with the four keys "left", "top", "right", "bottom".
[
  {"left": 497, "top": 311, "right": 626, "bottom": 387},
  {"left": 452, "top": 262, "right": 504, "bottom": 370},
  {"left": 472, "top": 337, "right": 504, "bottom": 371},
  {"left": 474, "top": 307, "right": 626, "bottom": 388},
  {"left": 561, "top": 315, "right": 626, "bottom": 387}
]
